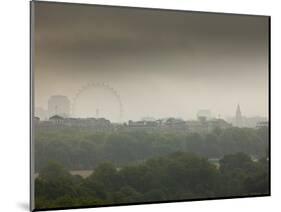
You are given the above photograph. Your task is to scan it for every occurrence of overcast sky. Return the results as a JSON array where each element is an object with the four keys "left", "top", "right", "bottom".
[{"left": 33, "top": 1, "right": 269, "bottom": 122}]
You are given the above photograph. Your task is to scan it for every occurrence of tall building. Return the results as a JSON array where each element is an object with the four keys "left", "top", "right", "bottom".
[
  {"left": 48, "top": 95, "right": 71, "bottom": 118},
  {"left": 235, "top": 104, "right": 243, "bottom": 127}
]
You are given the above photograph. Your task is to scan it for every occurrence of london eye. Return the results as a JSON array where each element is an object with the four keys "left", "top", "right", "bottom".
[{"left": 71, "top": 82, "right": 123, "bottom": 123}]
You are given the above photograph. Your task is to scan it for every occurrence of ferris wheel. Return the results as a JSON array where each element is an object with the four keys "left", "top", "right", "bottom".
[{"left": 71, "top": 82, "right": 123, "bottom": 122}]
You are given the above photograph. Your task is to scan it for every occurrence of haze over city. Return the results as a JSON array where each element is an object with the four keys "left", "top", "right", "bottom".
[
  {"left": 34, "top": 2, "right": 269, "bottom": 121},
  {"left": 32, "top": 2, "right": 270, "bottom": 210}
]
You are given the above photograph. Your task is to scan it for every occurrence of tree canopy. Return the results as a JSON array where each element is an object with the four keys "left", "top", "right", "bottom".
[{"left": 35, "top": 152, "right": 269, "bottom": 210}]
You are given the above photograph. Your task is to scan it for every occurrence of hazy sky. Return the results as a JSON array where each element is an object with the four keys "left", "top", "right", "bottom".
[{"left": 34, "top": 2, "right": 269, "bottom": 122}]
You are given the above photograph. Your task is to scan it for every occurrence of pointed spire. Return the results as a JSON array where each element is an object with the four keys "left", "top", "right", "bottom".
[
  {"left": 236, "top": 104, "right": 241, "bottom": 117},
  {"left": 235, "top": 104, "right": 242, "bottom": 127}
]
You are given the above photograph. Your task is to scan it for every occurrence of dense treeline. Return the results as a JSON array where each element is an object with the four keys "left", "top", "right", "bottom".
[
  {"left": 35, "top": 127, "right": 268, "bottom": 171},
  {"left": 35, "top": 152, "right": 269, "bottom": 209}
]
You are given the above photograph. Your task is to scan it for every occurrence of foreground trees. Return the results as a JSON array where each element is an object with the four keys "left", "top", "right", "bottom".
[
  {"left": 35, "top": 152, "right": 269, "bottom": 209},
  {"left": 35, "top": 127, "right": 269, "bottom": 171}
]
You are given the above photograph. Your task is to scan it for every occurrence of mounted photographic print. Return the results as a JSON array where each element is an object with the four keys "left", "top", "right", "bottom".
[{"left": 30, "top": 1, "right": 270, "bottom": 211}]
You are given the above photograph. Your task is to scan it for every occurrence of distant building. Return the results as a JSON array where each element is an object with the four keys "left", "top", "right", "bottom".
[
  {"left": 256, "top": 121, "right": 269, "bottom": 128},
  {"left": 243, "top": 117, "right": 267, "bottom": 128},
  {"left": 128, "top": 120, "right": 158, "bottom": 128},
  {"left": 126, "top": 116, "right": 232, "bottom": 134},
  {"left": 186, "top": 118, "right": 231, "bottom": 133},
  {"left": 164, "top": 118, "right": 186, "bottom": 128},
  {"left": 197, "top": 110, "right": 211, "bottom": 121},
  {"left": 127, "top": 118, "right": 187, "bottom": 132},
  {"left": 227, "top": 116, "right": 268, "bottom": 128},
  {"left": 49, "top": 115, "right": 64, "bottom": 125},
  {"left": 48, "top": 95, "right": 70, "bottom": 118},
  {"left": 40, "top": 115, "right": 112, "bottom": 131},
  {"left": 235, "top": 104, "right": 243, "bottom": 127},
  {"left": 64, "top": 117, "right": 111, "bottom": 129},
  {"left": 227, "top": 104, "right": 267, "bottom": 128}
]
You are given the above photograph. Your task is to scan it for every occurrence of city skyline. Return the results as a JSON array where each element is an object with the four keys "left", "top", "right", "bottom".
[
  {"left": 34, "top": 2, "right": 269, "bottom": 122},
  {"left": 35, "top": 94, "right": 268, "bottom": 122}
]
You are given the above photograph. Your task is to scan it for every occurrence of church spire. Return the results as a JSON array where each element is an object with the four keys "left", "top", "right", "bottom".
[{"left": 235, "top": 104, "right": 242, "bottom": 127}]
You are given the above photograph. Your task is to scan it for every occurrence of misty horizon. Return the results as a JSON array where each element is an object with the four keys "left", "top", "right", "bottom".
[
  {"left": 34, "top": 3, "right": 269, "bottom": 122},
  {"left": 35, "top": 93, "right": 268, "bottom": 122}
]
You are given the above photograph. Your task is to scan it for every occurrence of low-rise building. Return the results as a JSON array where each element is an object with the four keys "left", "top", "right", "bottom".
[
  {"left": 49, "top": 115, "right": 64, "bottom": 125},
  {"left": 256, "top": 121, "right": 269, "bottom": 128}
]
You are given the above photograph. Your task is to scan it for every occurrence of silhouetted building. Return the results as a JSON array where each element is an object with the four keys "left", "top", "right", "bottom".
[
  {"left": 197, "top": 109, "right": 211, "bottom": 121},
  {"left": 64, "top": 117, "right": 111, "bottom": 129},
  {"left": 128, "top": 120, "right": 158, "bottom": 128},
  {"left": 49, "top": 115, "right": 64, "bottom": 125},
  {"left": 186, "top": 118, "right": 231, "bottom": 133},
  {"left": 164, "top": 118, "right": 186, "bottom": 128},
  {"left": 226, "top": 115, "right": 267, "bottom": 128},
  {"left": 256, "top": 121, "right": 269, "bottom": 128}
]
